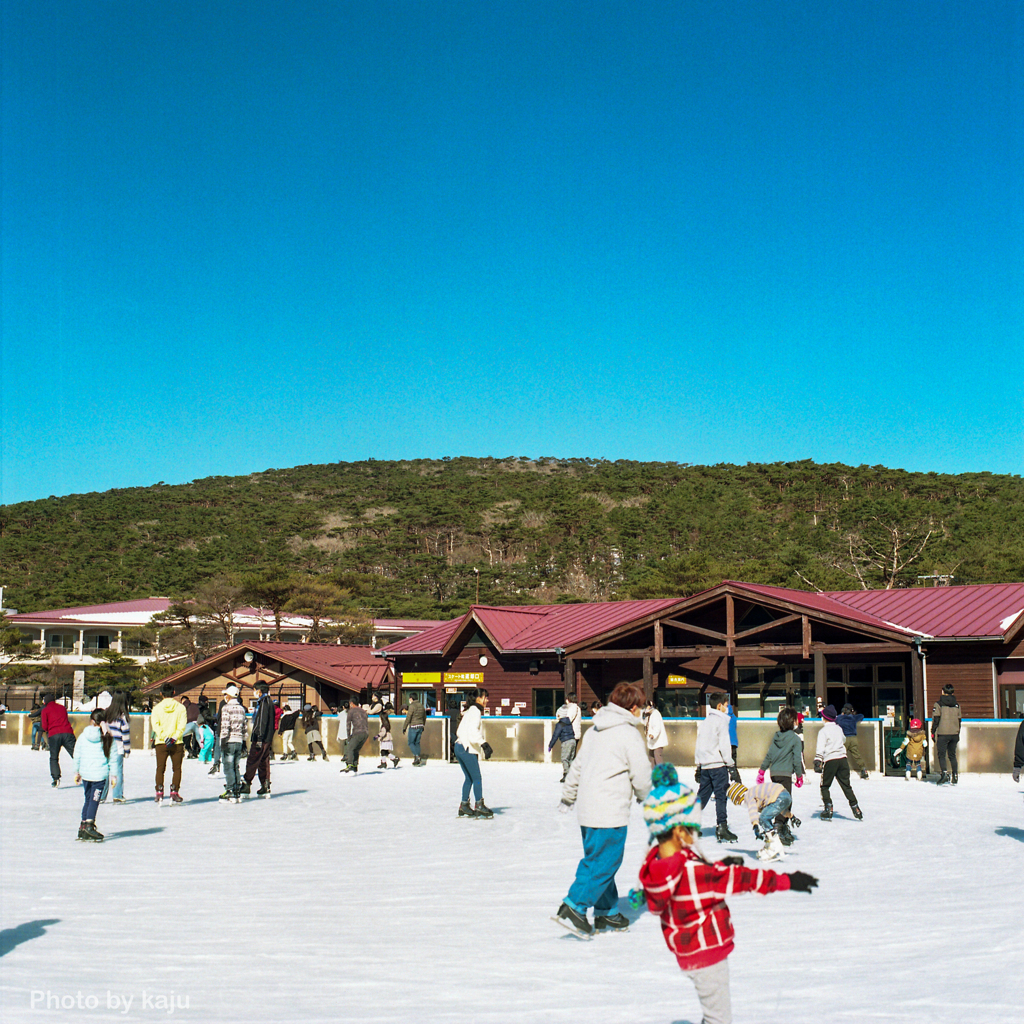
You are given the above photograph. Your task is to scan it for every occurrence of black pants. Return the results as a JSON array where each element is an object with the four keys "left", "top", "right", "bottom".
[
  {"left": 697, "top": 765, "right": 730, "bottom": 825},
  {"left": 770, "top": 773, "right": 795, "bottom": 822},
  {"left": 48, "top": 733, "right": 76, "bottom": 780},
  {"left": 821, "top": 758, "right": 857, "bottom": 809},
  {"left": 244, "top": 742, "right": 273, "bottom": 785},
  {"left": 935, "top": 735, "right": 959, "bottom": 774}
]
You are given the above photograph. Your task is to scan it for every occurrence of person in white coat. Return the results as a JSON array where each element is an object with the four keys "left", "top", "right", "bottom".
[
  {"left": 814, "top": 705, "right": 862, "bottom": 821},
  {"left": 643, "top": 699, "right": 668, "bottom": 765},
  {"left": 695, "top": 692, "right": 737, "bottom": 843},
  {"left": 554, "top": 682, "right": 652, "bottom": 937},
  {"left": 454, "top": 689, "right": 493, "bottom": 819},
  {"left": 556, "top": 696, "right": 582, "bottom": 742}
]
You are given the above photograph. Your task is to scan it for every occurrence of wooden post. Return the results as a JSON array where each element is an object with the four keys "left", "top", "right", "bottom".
[
  {"left": 802, "top": 616, "right": 811, "bottom": 660},
  {"left": 564, "top": 657, "right": 576, "bottom": 701},
  {"left": 909, "top": 650, "right": 924, "bottom": 725},
  {"left": 643, "top": 656, "right": 653, "bottom": 703},
  {"left": 654, "top": 620, "right": 663, "bottom": 663},
  {"left": 813, "top": 650, "right": 826, "bottom": 707},
  {"left": 725, "top": 595, "right": 735, "bottom": 656}
]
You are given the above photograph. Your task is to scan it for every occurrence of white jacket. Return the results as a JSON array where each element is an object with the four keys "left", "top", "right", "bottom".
[
  {"left": 556, "top": 700, "right": 582, "bottom": 740},
  {"left": 815, "top": 721, "right": 848, "bottom": 763},
  {"left": 694, "top": 708, "right": 733, "bottom": 768},
  {"left": 455, "top": 703, "right": 486, "bottom": 757},
  {"left": 561, "top": 704, "right": 652, "bottom": 828},
  {"left": 644, "top": 708, "right": 668, "bottom": 750}
]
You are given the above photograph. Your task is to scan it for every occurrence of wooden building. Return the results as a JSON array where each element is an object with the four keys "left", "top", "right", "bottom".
[
  {"left": 143, "top": 641, "right": 391, "bottom": 710},
  {"left": 382, "top": 581, "right": 1024, "bottom": 724}
]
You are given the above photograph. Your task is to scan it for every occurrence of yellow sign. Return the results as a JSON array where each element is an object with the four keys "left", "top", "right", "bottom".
[
  {"left": 444, "top": 671, "right": 484, "bottom": 684},
  {"left": 666, "top": 675, "right": 689, "bottom": 688},
  {"left": 402, "top": 672, "right": 442, "bottom": 684}
]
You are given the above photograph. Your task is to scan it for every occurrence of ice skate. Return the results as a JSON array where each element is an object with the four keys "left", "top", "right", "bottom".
[
  {"left": 917, "top": 769, "right": 924, "bottom": 781},
  {"left": 51, "top": 778, "right": 60, "bottom": 788},
  {"left": 155, "top": 787, "right": 164, "bottom": 804},
  {"left": 77, "top": 821, "right": 102, "bottom": 842},
  {"left": 112, "top": 797, "right": 127, "bottom": 804},
  {"left": 321, "top": 752, "right": 329, "bottom": 761},
  {"left": 594, "top": 912, "right": 630, "bottom": 932},
  {"left": 757, "top": 830, "right": 785, "bottom": 862},
  {"left": 859, "top": 770, "right": 869, "bottom": 779},
  {"left": 851, "top": 804, "right": 863, "bottom": 820},
  {"left": 170, "top": 791, "right": 183, "bottom": 804},
  {"left": 820, "top": 803, "right": 833, "bottom": 821},
  {"left": 951, "top": 771, "right": 958, "bottom": 785},
  {"left": 84, "top": 819, "right": 104, "bottom": 840},
  {"left": 474, "top": 800, "right": 494, "bottom": 819},
  {"left": 552, "top": 902, "right": 593, "bottom": 939},
  {"left": 905, "top": 769, "right": 911, "bottom": 781},
  {"left": 458, "top": 800, "right": 478, "bottom": 818},
  {"left": 239, "top": 782, "right": 251, "bottom": 798},
  {"left": 377, "top": 759, "right": 387, "bottom": 769},
  {"left": 208, "top": 764, "right": 220, "bottom": 775},
  {"left": 256, "top": 783, "right": 271, "bottom": 798},
  {"left": 776, "top": 819, "right": 795, "bottom": 846},
  {"left": 219, "top": 790, "right": 234, "bottom": 801},
  {"left": 390, "top": 756, "right": 399, "bottom": 767},
  {"left": 715, "top": 823, "right": 738, "bottom": 843},
  {"left": 937, "top": 771, "right": 950, "bottom": 785}
]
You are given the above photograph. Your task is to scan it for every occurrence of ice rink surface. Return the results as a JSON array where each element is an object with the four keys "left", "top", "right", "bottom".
[{"left": 1, "top": 747, "right": 1022, "bottom": 1024}]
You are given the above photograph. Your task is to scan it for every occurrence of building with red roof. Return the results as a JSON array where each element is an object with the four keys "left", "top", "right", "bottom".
[{"left": 381, "top": 582, "right": 1024, "bottom": 723}]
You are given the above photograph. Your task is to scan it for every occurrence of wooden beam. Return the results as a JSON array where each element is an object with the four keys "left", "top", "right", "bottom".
[
  {"left": 725, "top": 595, "right": 735, "bottom": 656},
  {"left": 564, "top": 657, "right": 577, "bottom": 701},
  {"left": 813, "top": 649, "right": 826, "bottom": 706},
  {"left": 734, "top": 614, "right": 801, "bottom": 640},
  {"left": 654, "top": 620, "right": 663, "bottom": 663},
  {"left": 579, "top": 648, "right": 653, "bottom": 659},
  {"left": 662, "top": 618, "right": 728, "bottom": 641},
  {"left": 661, "top": 646, "right": 730, "bottom": 657},
  {"left": 802, "top": 615, "right": 811, "bottom": 660},
  {"left": 643, "top": 656, "right": 653, "bottom": 702}
]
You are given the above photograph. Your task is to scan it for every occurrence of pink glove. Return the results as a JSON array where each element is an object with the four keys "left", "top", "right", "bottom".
[
  {"left": 756, "top": 770, "right": 765, "bottom": 785},
  {"left": 795, "top": 776, "right": 803, "bottom": 788}
]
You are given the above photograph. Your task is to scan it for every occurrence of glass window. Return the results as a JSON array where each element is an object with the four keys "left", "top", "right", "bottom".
[
  {"left": 847, "top": 666, "right": 872, "bottom": 684},
  {"left": 736, "top": 692, "right": 760, "bottom": 715},
  {"left": 534, "top": 689, "right": 563, "bottom": 717},
  {"left": 826, "top": 666, "right": 844, "bottom": 683},
  {"left": 657, "top": 691, "right": 699, "bottom": 717},
  {"left": 876, "top": 665, "right": 903, "bottom": 683}
]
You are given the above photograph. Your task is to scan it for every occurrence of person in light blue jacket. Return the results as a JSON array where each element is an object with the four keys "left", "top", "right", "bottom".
[{"left": 73, "top": 710, "right": 116, "bottom": 842}]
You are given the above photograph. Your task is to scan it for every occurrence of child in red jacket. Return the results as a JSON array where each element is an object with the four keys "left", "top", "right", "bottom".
[{"left": 639, "top": 763, "right": 818, "bottom": 1024}]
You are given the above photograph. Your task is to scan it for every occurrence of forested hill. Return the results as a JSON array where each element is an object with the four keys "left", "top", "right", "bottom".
[{"left": 2, "top": 458, "right": 1022, "bottom": 617}]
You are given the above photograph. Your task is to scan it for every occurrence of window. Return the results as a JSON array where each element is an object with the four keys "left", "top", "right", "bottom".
[{"left": 534, "top": 689, "right": 565, "bottom": 717}]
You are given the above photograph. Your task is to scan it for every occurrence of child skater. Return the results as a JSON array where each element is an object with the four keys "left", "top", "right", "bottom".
[
  {"left": 198, "top": 720, "right": 216, "bottom": 763},
  {"left": 377, "top": 703, "right": 400, "bottom": 769},
  {"left": 548, "top": 715, "right": 577, "bottom": 782},
  {"left": 72, "top": 709, "right": 117, "bottom": 842},
  {"left": 639, "top": 764, "right": 818, "bottom": 1024},
  {"left": 893, "top": 718, "right": 929, "bottom": 781},
  {"left": 726, "top": 780, "right": 792, "bottom": 862},
  {"left": 814, "top": 705, "right": 863, "bottom": 821},
  {"left": 756, "top": 706, "right": 805, "bottom": 845}
]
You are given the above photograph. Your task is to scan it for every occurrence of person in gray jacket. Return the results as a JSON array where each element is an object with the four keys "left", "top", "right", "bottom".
[
  {"left": 403, "top": 697, "right": 427, "bottom": 766},
  {"left": 757, "top": 706, "right": 805, "bottom": 844},
  {"left": 931, "top": 684, "right": 962, "bottom": 785},
  {"left": 695, "top": 692, "right": 737, "bottom": 843},
  {"left": 342, "top": 699, "right": 369, "bottom": 773},
  {"left": 554, "top": 682, "right": 652, "bottom": 937}
]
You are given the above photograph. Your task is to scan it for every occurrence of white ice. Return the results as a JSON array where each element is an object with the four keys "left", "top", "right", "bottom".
[{"left": 1, "top": 748, "right": 1022, "bottom": 1024}]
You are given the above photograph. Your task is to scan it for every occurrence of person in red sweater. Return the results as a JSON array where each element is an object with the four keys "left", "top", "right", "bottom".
[
  {"left": 41, "top": 693, "right": 77, "bottom": 787},
  {"left": 639, "top": 763, "right": 818, "bottom": 1024}
]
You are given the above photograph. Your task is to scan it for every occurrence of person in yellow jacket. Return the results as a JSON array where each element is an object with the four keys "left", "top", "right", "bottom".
[
  {"left": 893, "top": 719, "right": 929, "bottom": 781},
  {"left": 151, "top": 683, "right": 187, "bottom": 803}
]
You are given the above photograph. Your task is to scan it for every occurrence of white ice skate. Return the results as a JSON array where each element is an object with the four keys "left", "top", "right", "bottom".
[{"left": 756, "top": 830, "right": 786, "bottom": 862}]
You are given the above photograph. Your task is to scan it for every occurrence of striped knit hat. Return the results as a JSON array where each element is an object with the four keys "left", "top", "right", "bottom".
[
  {"left": 727, "top": 781, "right": 748, "bottom": 806},
  {"left": 642, "top": 764, "right": 700, "bottom": 838}
]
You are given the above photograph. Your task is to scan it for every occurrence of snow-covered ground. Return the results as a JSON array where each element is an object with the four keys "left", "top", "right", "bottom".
[{"left": 1, "top": 747, "right": 1022, "bottom": 1024}]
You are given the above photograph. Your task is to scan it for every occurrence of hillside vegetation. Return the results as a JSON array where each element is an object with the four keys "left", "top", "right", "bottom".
[{"left": 2, "top": 458, "right": 1022, "bottom": 617}]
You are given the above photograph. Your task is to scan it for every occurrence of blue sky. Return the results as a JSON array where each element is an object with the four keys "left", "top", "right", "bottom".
[{"left": 2, "top": 1, "right": 1021, "bottom": 505}]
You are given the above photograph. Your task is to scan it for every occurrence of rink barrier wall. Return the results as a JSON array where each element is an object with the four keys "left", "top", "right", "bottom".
[{"left": 2, "top": 714, "right": 1018, "bottom": 773}]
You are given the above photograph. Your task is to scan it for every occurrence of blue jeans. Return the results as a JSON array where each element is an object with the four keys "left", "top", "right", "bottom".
[
  {"left": 566, "top": 826, "right": 628, "bottom": 915},
  {"left": 31, "top": 722, "right": 42, "bottom": 748},
  {"left": 81, "top": 779, "right": 105, "bottom": 822},
  {"left": 222, "top": 742, "right": 243, "bottom": 792},
  {"left": 759, "top": 790, "right": 792, "bottom": 832},
  {"left": 454, "top": 743, "right": 482, "bottom": 802},
  {"left": 407, "top": 726, "right": 423, "bottom": 758},
  {"left": 101, "top": 752, "right": 124, "bottom": 801},
  {"left": 698, "top": 765, "right": 730, "bottom": 825}
]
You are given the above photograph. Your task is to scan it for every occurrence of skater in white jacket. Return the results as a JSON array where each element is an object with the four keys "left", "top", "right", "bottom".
[
  {"left": 694, "top": 692, "right": 737, "bottom": 842},
  {"left": 814, "top": 705, "right": 862, "bottom": 821}
]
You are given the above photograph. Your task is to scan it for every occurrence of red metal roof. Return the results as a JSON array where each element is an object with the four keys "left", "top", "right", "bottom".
[
  {"left": 724, "top": 581, "right": 1024, "bottom": 639},
  {"left": 146, "top": 641, "right": 390, "bottom": 694},
  {"left": 7, "top": 599, "right": 173, "bottom": 623},
  {"left": 383, "top": 599, "right": 685, "bottom": 656},
  {"left": 823, "top": 583, "right": 1024, "bottom": 639}
]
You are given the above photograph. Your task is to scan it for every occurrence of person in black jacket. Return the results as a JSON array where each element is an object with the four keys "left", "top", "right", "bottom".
[
  {"left": 241, "top": 683, "right": 275, "bottom": 797},
  {"left": 279, "top": 703, "right": 302, "bottom": 760},
  {"left": 1013, "top": 718, "right": 1024, "bottom": 784}
]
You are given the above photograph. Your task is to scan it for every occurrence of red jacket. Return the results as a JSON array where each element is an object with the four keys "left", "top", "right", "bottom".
[
  {"left": 639, "top": 845, "right": 790, "bottom": 970},
  {"left": 40, "top": 702, "right": 74, "bottom": 737}
]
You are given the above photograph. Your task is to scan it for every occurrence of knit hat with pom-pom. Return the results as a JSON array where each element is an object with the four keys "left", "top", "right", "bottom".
[{"left": 642, "top": 763, "right": 700, "bottom": 838}]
